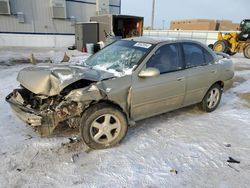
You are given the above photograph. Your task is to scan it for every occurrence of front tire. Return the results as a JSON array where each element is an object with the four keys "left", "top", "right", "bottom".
[
  {"left": 200, "top": 84, "right": 222, "bottom": 112},
  {"left": 80, "top": 103, "right": 128, "bottom": 149}
]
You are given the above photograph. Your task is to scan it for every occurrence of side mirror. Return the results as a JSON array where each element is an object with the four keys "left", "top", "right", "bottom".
[{"left": 138, "top": 67, "right": 160, "bottom": 78}]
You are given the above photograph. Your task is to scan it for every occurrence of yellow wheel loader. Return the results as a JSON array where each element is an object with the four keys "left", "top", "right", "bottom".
[{"left": 213, "top": 19, "right": 250, "bottom": 59}]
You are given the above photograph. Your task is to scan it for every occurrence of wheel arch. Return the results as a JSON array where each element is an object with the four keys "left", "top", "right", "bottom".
[
  {"left": 202, "top": 81, "right": 224, "bottom": 101},
  {"left": 199, "top": 81, "right": 223, "bottom": 112},
  {"left": 213, "top": 80, "right": 224, "bottom": 89},
  {"left": 85, "top": 99, "right": 130, "bottom": 125},
  {"left": 80, "top": 99, "right": 129, "bottom": 149}
]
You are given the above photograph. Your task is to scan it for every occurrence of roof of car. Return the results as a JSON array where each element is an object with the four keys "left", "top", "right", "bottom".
[
  {"left": 123, "top": 36, "right": 217, "bottom": 58},
  {"left": 124, "top": 36, "right": 197, "bottom": 45}
]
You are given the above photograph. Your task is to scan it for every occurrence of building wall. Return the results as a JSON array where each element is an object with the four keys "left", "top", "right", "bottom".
[
  {"left": 0, "top": 0, "right": 121, "bottom": 34},
  {"left": 217, "top": 20, "right": 240, "bottom": 31},
  {"left": 170, "top": 19, "right": 216, "bottom": 31},
  {"left": 170, "top": 19, "right": 239, "bottom": 31},
  {"left": 0, "top": 33, "right": 75, "bottom": 47}
]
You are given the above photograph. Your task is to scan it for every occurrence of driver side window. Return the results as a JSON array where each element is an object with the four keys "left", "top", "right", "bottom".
[{"left": 146, "top": 44, "right": 182, "bottom": 74}]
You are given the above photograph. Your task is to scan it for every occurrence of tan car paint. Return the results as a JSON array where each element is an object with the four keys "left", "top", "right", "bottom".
[
  {"left": 131, "top": 69, "right": 187, "bottom": 121},
  {"left": 17, "top": 64, "right": 115, "bottom": 96},
  {"left": 183, "top": 63, "right": 219, "bottom": 106}
]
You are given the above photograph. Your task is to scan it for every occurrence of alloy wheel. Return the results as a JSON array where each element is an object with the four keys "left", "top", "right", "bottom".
[
  {"left": 207, "top": 88, "right": 220, "bottom": 109},
  {"left": 90, "top": 114, "right": 121, "bottom": 144}
]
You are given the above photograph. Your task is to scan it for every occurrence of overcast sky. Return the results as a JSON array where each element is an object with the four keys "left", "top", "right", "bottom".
[{"left": 121, "top": 0, "right": 250, "bottom": 29}]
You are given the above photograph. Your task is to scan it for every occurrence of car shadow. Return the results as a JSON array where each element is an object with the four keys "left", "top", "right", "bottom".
[
  {"left": 51, "top": 104, "right": 201, "bottom": 140},
  {"left": 40, "top": 104, "right": 200, "bottom": 154},
  {"left": 122, "top": 104, "right": 203, "bottom": 144}
]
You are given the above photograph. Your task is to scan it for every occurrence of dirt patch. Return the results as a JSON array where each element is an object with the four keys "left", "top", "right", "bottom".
[
  {"left": 231, "top": 76, "right": 247, "bottom": 89},
  {"left": 234, "top": 76, "right": 247, "bottom": 84},
  {"left": 55, "top": 137, "right": 91, "bottom": 159},
  {"left": 238, "top": 93, "right": 250, "bottom": 107},
  {"left": 60, "top": 140, "right": 87, "bottom": 153},
  {"left": 233, "top": 59, "right": 250, "bottom": 71},
  {"left": 0, "top": 59, "right": 52, "bottom": 66},
  {"left": 234, "top": 66, "right": 250, "bottom": 71},
  {"left": 52, "top": 122, "right": 79, "bottom": 137}
]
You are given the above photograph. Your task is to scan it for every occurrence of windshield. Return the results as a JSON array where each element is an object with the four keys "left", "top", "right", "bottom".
[{"left": 84, "top": 40, "right": 152, "bottom": 76}]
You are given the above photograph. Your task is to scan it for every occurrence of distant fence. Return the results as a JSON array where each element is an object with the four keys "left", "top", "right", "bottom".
[
  {"left": 0, "top": 30, "right": 238, "bottom": 48},
  {"left": 143, "top": 30, "right": 237, "bottom": 46}
]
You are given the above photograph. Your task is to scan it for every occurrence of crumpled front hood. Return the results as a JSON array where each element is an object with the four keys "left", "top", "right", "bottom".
[{"left": 17, "top": 64, "right": 114, "bottom": 96}]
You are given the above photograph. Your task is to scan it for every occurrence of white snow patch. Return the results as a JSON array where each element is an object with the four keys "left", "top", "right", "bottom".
[{"left": 0, "top": 47, "right": 90, "bottom": 65}]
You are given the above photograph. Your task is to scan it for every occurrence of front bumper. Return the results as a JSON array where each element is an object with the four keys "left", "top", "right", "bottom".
[{"left": 6, "top": 92, "right": 55, "bottom": 137}]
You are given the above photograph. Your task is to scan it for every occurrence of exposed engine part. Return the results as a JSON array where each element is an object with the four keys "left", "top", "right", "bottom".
[{"left": 8, "top": 87, "right": 86, "bottom": 137}]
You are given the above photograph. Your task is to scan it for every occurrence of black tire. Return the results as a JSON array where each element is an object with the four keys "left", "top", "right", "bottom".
[
  {"left": 80, "top": 103, "right": 128, "bottom": 149},
  {"left": 243, "top": 44, "right": 250, "bottom": 59},
  {"left": 213, "top": 40, "right": 230, "bottom": 53},
  {"left": 208, "top": 44, "right": 214, "bottom": 49},
  {"left": 200, "top": 84, "right": 222, "bottom": 112}
]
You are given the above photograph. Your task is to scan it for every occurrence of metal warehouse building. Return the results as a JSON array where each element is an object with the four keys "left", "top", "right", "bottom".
[
  {"left": 0, "top": 0, "right": 121, "bottom": 34},
  {"left": 0, "top": 0, "right": 121, "bottom": 47}
]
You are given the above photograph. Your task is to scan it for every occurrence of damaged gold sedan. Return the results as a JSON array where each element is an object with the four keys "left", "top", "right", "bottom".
[{"left": 6, "top": 37, "right": 234, "bottom": 149}]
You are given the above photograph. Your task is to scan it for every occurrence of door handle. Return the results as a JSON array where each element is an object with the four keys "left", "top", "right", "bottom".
[
  {"left": 177, "top": 77, "right": 184, "bottom": 81},
  {"left": 211, "top": 70, "right": 217, "bottom": 73}
]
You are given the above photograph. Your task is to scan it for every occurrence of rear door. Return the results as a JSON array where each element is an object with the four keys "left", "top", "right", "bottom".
[
  {"left": 130, "top": 43, "right": 187, "bottom": 121},
  {"left": 181, "top": 42, "right": 219, "bottom": 106}
]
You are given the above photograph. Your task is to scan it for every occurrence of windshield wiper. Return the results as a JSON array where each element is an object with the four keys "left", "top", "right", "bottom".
[
  {"left": 81, "top": 61, "right": 93, "bottom": 69},
  {"left": 107, "top": 65, "right": 125, "bottom": 74}
]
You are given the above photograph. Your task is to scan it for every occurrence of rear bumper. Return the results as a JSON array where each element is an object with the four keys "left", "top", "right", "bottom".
[{"left": 224, "top": 78, "right": 234, "bottom": 91}]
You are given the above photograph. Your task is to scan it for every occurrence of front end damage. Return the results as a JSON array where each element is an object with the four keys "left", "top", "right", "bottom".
[
  {"left": 6, "top": 63, "right": 133, "bottom": 137},
  {"left": 6, "top": 85, "right": 105, "bottom": 137}
]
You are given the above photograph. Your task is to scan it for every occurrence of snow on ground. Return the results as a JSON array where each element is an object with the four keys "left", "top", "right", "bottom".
[
  {"left": 0, "top": 47, "right": 90, "bottom": 66},
  {"left": 0, "top": 49, "right": 250, "bottom": 188}
]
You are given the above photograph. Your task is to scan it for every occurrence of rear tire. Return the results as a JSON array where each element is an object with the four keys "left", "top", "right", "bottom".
[
  {"left": 213, "top": 40, "right": 230, "bottom": 53},
  {"left": 243, "top": 44, "right": 250, "bottom": 59},
  {"left": 200, "top": 84, "right": 222, "bottom": 112},
  {"left": 80, "top": 103, "right": 128, "bottom": 149}
]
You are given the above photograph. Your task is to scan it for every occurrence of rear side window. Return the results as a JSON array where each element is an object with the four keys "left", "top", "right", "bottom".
[
  {"left": 182, "top": 43, "right": 207, "bottom": 68},
  {"left": 204, "top": 50, "right": 214, "bottom": 63}
]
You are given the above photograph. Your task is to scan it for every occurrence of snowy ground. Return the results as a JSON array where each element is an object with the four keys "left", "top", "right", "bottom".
[{"left": 0, "top": 49, "right": 250, "bottom": 188}]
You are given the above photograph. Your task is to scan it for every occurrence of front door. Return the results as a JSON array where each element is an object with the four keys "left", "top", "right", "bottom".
[{"left": 130, "top": 43, "right": 187, "bottom": 121}]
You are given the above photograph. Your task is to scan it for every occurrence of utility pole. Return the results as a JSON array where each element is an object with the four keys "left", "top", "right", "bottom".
[{"left": 151, "top": 0, "right": 155, "bottom": 29}]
